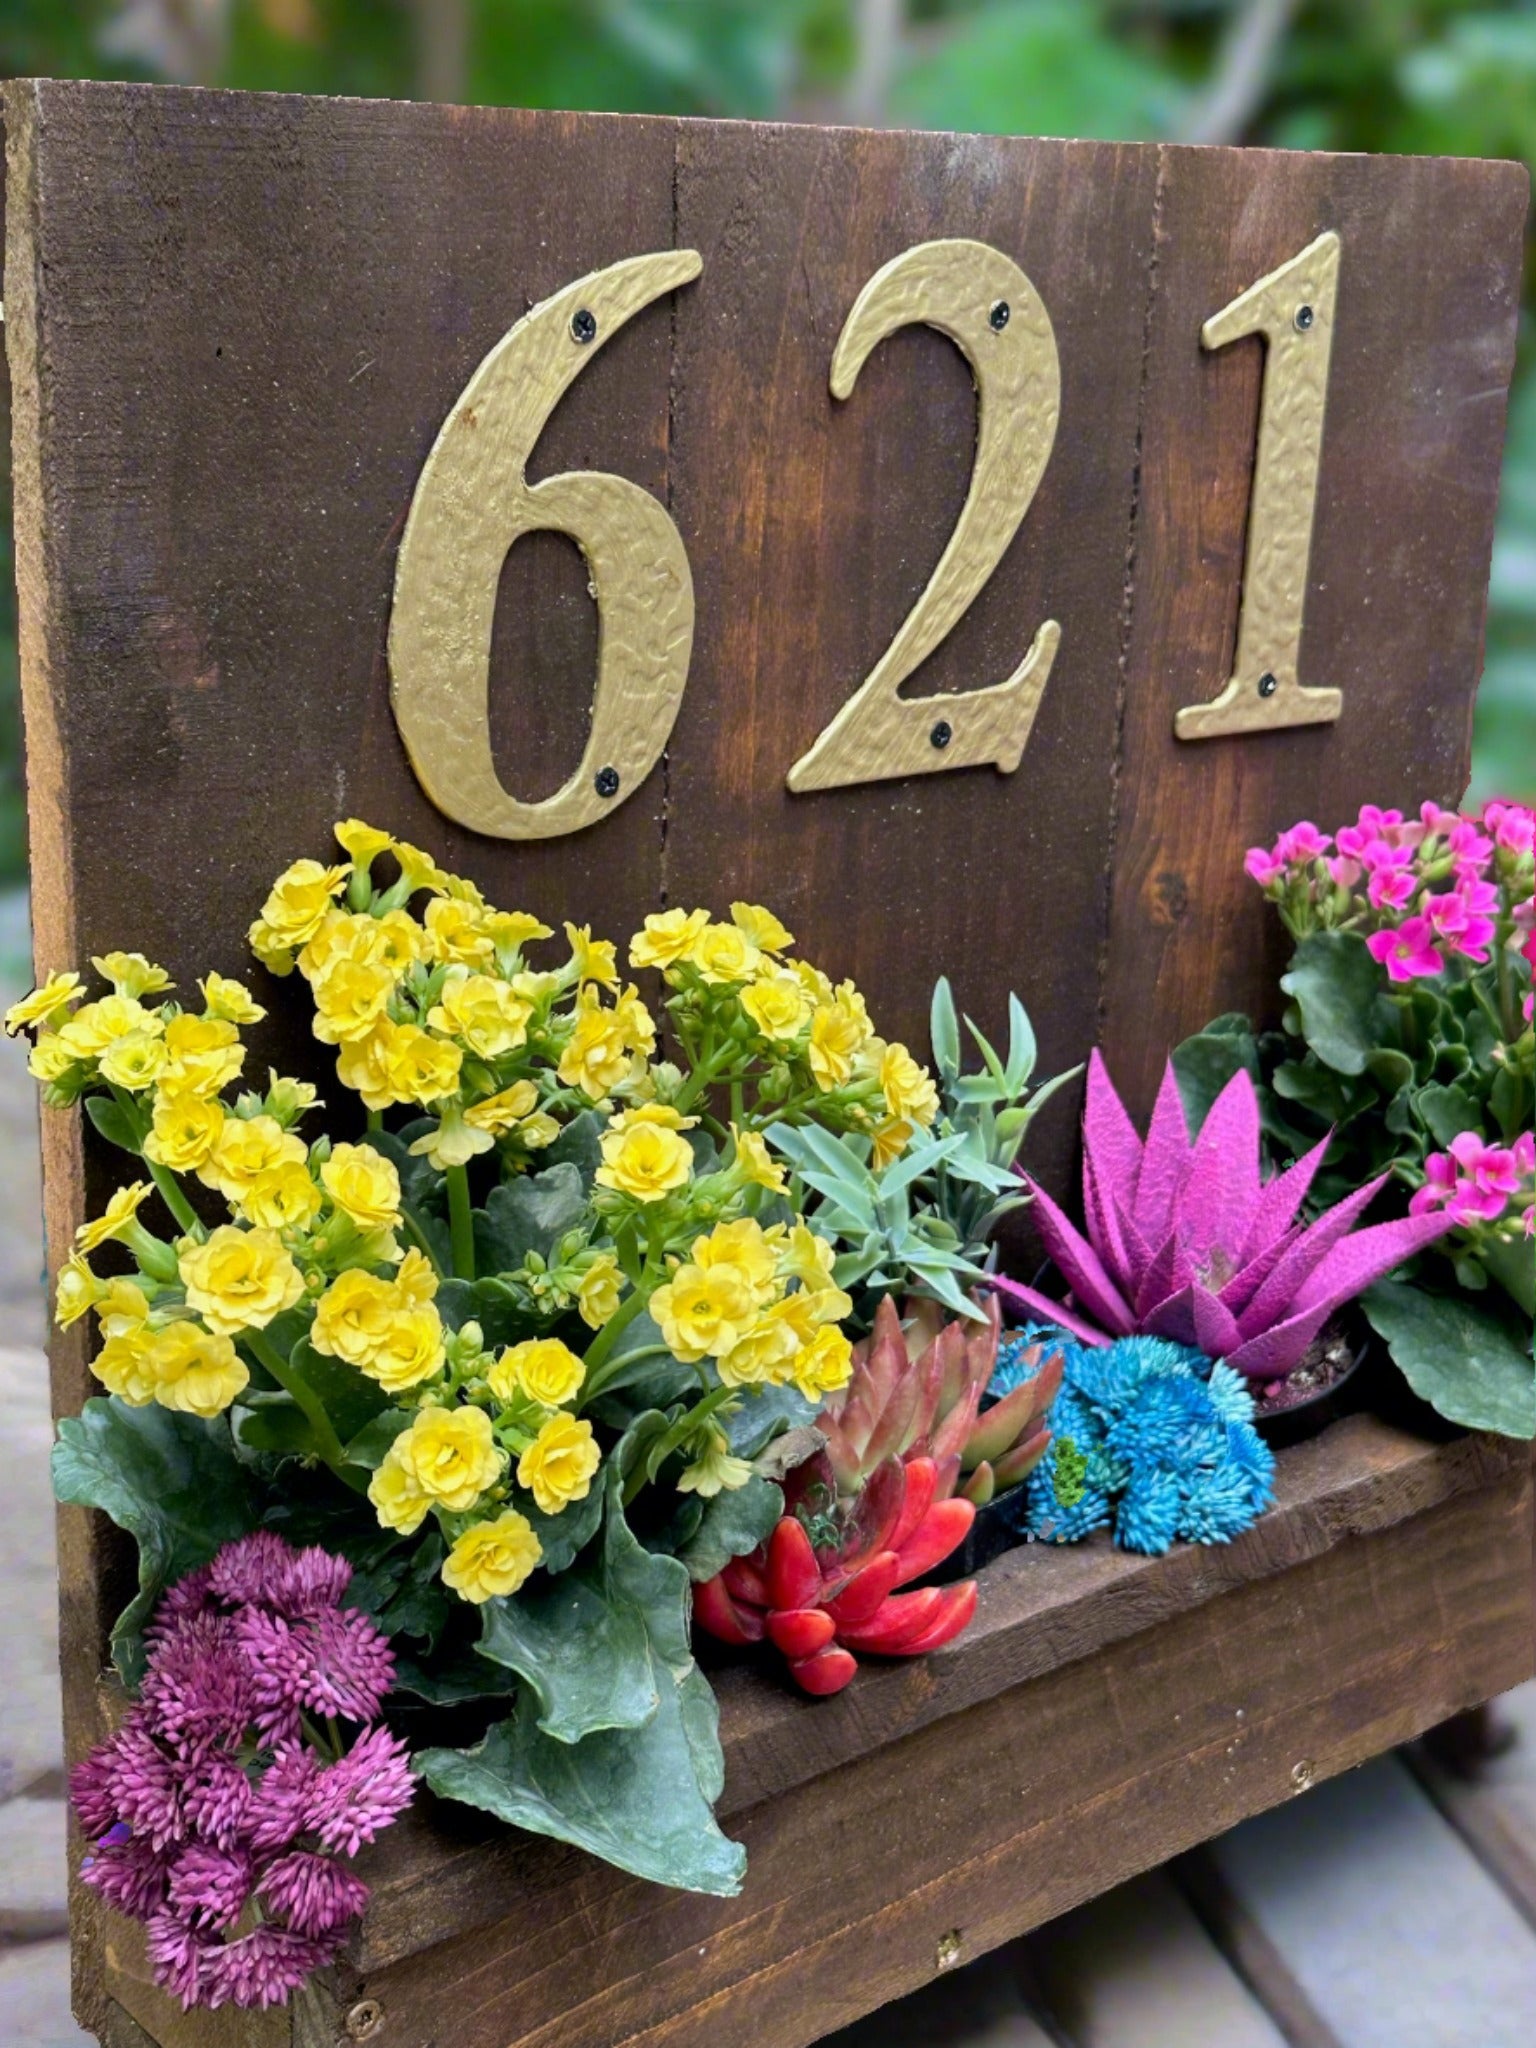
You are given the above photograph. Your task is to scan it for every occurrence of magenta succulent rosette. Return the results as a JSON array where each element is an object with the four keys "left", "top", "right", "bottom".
[
  {"left": 995, "top": 1053, "right": 1454, "bottom": 1384},
  {"left": 70, "top": 1532, "right": 413, "bottom": 2011}
]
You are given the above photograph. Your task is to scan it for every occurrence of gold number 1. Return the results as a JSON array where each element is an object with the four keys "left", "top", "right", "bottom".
[
  {"left": 1176, "top": 231, "right": 1342, "bottom": 741},
  {"left": 787, "top": 239, "right": 1062, "bottom": 794}
]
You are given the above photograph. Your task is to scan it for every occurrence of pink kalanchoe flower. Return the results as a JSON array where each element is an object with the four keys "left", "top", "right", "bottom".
[
  {"left": 1367, "top": 864, "right": 1417, "bottom": 911},
  {"left": 1245, "top": 845, "right": 1288, "bottom": 887},
  {"left": 1326, "top": 854, "right": 1363, "bottom": 889},
  {"left": 1275, "top": 821, "right": 1332, "bottom": 865},
  {"left": 1444, "top": 1131, "right": 1525, "bottom": 1222},
  {"left": 1482, "top": 799, "right": 1536, "bottom": 858},
  {"left": 1366, "top": 917, "right": 1445, "bottom": 982},
  {"left": 992, "top": 1055, "right": 1455, "bottom": 1382}
]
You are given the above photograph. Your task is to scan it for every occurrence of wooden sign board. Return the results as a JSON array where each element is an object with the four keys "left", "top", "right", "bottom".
[{"left": 4, "top": 77, "right": 1530, "bottom": 2048}]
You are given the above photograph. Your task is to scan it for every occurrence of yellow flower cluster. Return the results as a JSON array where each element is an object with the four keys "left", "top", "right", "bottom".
[
  {"left": 650, "top": 1217, "right": 853, "bottom": 1400},
  {"left": 311, "top": 1248, "right": 444, "bottom": 1393}
]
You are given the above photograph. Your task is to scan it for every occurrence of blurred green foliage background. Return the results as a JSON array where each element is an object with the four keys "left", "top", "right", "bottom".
[{"left": 1, "top": 0, "right": 1533, "bottom": 884}]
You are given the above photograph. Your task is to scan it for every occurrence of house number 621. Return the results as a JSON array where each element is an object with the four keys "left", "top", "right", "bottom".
[{"left": 389, "top": 231, "right": 1342, "bottom": 841}]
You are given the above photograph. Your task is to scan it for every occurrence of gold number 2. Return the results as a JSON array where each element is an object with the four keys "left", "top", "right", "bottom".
[
  {"left": 787, "top": 239, "right": 1062, "bottom": 794},
  {"left": 389, "top": 250, "right": 701, "bottom": 838},
  {"left": 1176, "top": 231, "right": 1342, "bottom": 741}
]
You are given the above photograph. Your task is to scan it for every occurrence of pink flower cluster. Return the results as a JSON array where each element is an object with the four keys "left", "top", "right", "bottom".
[
  {"left": 1410, "top": 1130, "right": 1536, "bottom": 1239},
  {"left": 71, "top": 1532, "right": 413, "bottom": 2012},
  {"left": 1245, "top": 799, "right": 1536, "bottom": 994}
]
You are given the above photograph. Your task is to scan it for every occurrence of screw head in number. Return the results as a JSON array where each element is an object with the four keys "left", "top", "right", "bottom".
[
  {"left": 930, "top": 719, "right": 953, "bottom": 749},
  {"left": 1294, "top": 304, "right": 1314, "bottom": 331},
  {"left": 345, "top": 2000, "right": 385, "bottom": 2041},
  {"left": 571, "top": 307, "right": 598, "bottom": 344},
  {"left": 988, "top": 300, "right": 1010, "bottom": 332},
  {"left": 594, "top": 765, "right": 621, "bottom": 798},
  {"left": 1257, "top": 672, "right": 1279, "bottom": 699}
]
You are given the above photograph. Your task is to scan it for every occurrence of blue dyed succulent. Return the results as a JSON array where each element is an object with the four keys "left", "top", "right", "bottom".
[{"left": 991, "top": 1328, "right": 1275, "bottom": 1556}]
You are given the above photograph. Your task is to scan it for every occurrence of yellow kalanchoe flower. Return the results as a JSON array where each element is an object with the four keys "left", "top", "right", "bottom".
[
  {"left": 427, "top": 972, "right": 533, "bottom": 1059},
  {"left": 335, "top": 1021, "right": 400, "bottom": 1113},
  {"left": 629, "top": 906, "right": 708, "bottom": 971},
  {"left": 386, "top": 1406, "right": 502, "bottom": 1514},
  {"left": 807, "top": 1000, "right": 867, "bottom": 1091},
  {"left": 424, "top": 895, "right": 494, "bottom": 967},
  {"left": 793, "top": 1323, "right": 855, "bottom": 1399},
  {"left": 677, "top": 1425, "right": 754, "bottom": 1498},
  {"left": 740, "top": 974, "right": 809, "bottom": 1042},
  {"left": 178, "top": 1226, "right": 304, "bottom": 1337},
  {"left": 870, "top": 1117, "right": 914, "bottom": 1170},
  {"left": 56, "top": 995, "right": 165, "bottom": 1062},
  {"left": 369, "top": 1454, "right": 430, "bottom": 1535},
  {"left": 311, "top": 958, "right": 397, "bottom": 1046},
  {"left": 595, "top": 1119, "right": 694, "bottom": 1203},
  {"left": 442, "top": 1510, "right": 543, "bottom": 1602},
  {"left": 651, "top": 1261, "right": 758, "bottom": 1365},
  {"left": 557, "top": 992, "right": 633, "bottom": 1100},
  {"left": 28, "top": 1034, "right": 79, "bottom": 1083},
  {"left": 320, "top": 1142, "right": 402, "bottom": 1232},
  {"left": 92, "top": 953, "right": 173, "bottom": 1000},
  {"left": 200, "top": 1114, "right": 307, "bottom": 1205},
  {"left": 5, "top": 970, "right": 82, "bottom": 1036},
  {"left": 488, "top": 1336, "right": 585, "bottom": 1409},
  {"left": 144, "top": 1091, "right": 225, "bottom": 1174},
  {"left": 463, "top": 1080, "right": 539, "bottom": 1136},
  {"left": 395, "top": 1246, "right": 438, "bottom": 1308},
  {"left": 576, "top": 1251, "right": 623, "bottom": 1330},
  {"left": 730, "top": 902, "right": 794, "bottom": 955},
  {"left": 311, "top": 1267, "right": 400, "bottom": 1368},
  {"left": 91, "top": 1329, "right": 158, "bottom": 1407},
  {"left": 365, "top": 1306, "right": 446, "bottom": 1394},
  {"left": 161, "top": 1013, "right": 244, "bottom": 1097},
  {"left": 483, "top": 910, "right": 554, "bottom": 953},
  {"left": 76, "top": 1182, "right": 153, "bottom": 1255},
  {"left": 729, "top": 1126, "right": 788, "bottom": 1194},
  {"left": 517, "top": 1412, "right": 601, "bottom": 1515},
  {"left": 98, "top": 1031, "right": 168, "bottom": 1093},
  {"left": 879, "top": 1042, "right": 939, "bottom": 1128},
  {"left": 198, "top": 972, "right": 266, "bottom": 1026},
  {"left": 688, "top": 922, "right": 761, "bottom": 986},
  {"left": 693, "top": 1218, "right": 780, "bottom": 1306},
  {"left": 381, "top": 1023, "right": 462, "bottom": 1107},
  {"left": 334, "top": 818, "right": 394, "bottom": 866},
  {"left": 96, "top": 1276, "right": 151, "bottom": 1340},
  {"left": 239, "top": 1161, "right": 324, "bottom": 1232},
  {"left": 563, "top": 922, "right": 620, "bottom": 990},
  {"left": 55, "top": 1252, "right": 103, "bottom": 1328},
  {"left": 145, "top": 1321, "right": 250, "bottom": 1418}
]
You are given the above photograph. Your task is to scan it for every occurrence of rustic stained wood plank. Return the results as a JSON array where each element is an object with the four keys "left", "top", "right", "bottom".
[
  {"left": 353, "top": 1413, "right": 1527, "bottom": 1974},
  {"left": 340, "top": 1441, "right": 1530, "bottom": 2048},
  {"left": 667, "top": 123, "right": 1158, "bottom": 1199},
  {"left": 1102, "top": 146, "right": 1527, "bottom": 1112}
]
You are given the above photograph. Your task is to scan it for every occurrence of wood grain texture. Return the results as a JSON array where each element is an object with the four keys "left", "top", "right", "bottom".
[
  {"left": 668, "top": 123, "right": 1157, "bottom": 1202},
  {"left": 1103, "top": 145, "right": 1527, "bottom": 1112},
  {"left": 350, "top": 1415, "right": 1529, "bottom": 1971},
  {"left": 346, "top": 1432, "right": 1531, "bottom": 2048}
]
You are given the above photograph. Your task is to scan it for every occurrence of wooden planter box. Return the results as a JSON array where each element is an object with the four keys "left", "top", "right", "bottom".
[{"left": 75, "top": 1414, "right": 1534, "bottom": 2048}]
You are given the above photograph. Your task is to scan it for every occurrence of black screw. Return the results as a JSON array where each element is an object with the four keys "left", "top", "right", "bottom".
[
  {"left": 930, "top": 719, "right": 953, "bottom": 749},
  {"left": 1294, "top": 304, "right": 1314, "bottom": 331},
  {"left": 988, "top": 300, "right": 1010, "bottom": 332},
  {"left": 594, "top": 764, "right": 620, "bottom": 798},
  {"left": 1257, "top": 672, "right": 1279, "bottom": 699},
  {"left": 571, "top": 307, "right": 598, "bottom": 344}
]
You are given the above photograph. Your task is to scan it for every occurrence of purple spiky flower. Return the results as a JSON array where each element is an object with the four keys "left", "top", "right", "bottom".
[
  {"left": 994, "top": 1053, "right": 1455, "bottom": 1381},
  {"left": 70, "top": 1532, "right": 413, "bottom": 2012}
]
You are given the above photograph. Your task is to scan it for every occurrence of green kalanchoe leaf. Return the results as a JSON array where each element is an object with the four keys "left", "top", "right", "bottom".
[
  {"left": 52, "top": 1399, "right": 260, "bottom": 1685},
  {"left": 1363, "top": 1280, "right": 1535, "bottom": 1439},
  {"left": 672, "top": 1475, "right": 783, "bottom": 1584},
  {"left": 418, "top": 1475, "right": 744, "bottom": 1896},
  {"left": 542, "top": 1109, "right": 605, "bottom": 1191},
  {"left": 473, "top": 1162, "right": 588, "bottom": 1273},
  {"left": 286, "top": 1337, "right": 390, "bottom": 1448},
  {"left": 1281, "top": 931, "right": 1392, "bottom": 1078}
]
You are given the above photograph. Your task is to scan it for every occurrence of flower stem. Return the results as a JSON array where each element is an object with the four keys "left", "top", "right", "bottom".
[
  {"left": 242, "top": 1326, "right": 362, "bottom": 1489},
  {"left": 446, "top": 1165, "right": 476, "bottom": 1281},
  {"left": 400, "top": 1205, "right": 445, "bottom": 1278},
  {"left": 108, "top": 1083, "right": 205, "bottom": 1239},
  {"left": 581, "top": 1286, "right": 653, "bottom": 1394},
  {"left": 622, "top": 1382, "right": 735, "bottom": 1506}
]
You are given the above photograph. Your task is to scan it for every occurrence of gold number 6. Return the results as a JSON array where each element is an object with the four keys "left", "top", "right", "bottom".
[
  {"left": 788, "top": 239, "right": 1062, "bottom": 794},
  {"left": 389, "top": 251, "right": 701, "bottom": 838}
]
